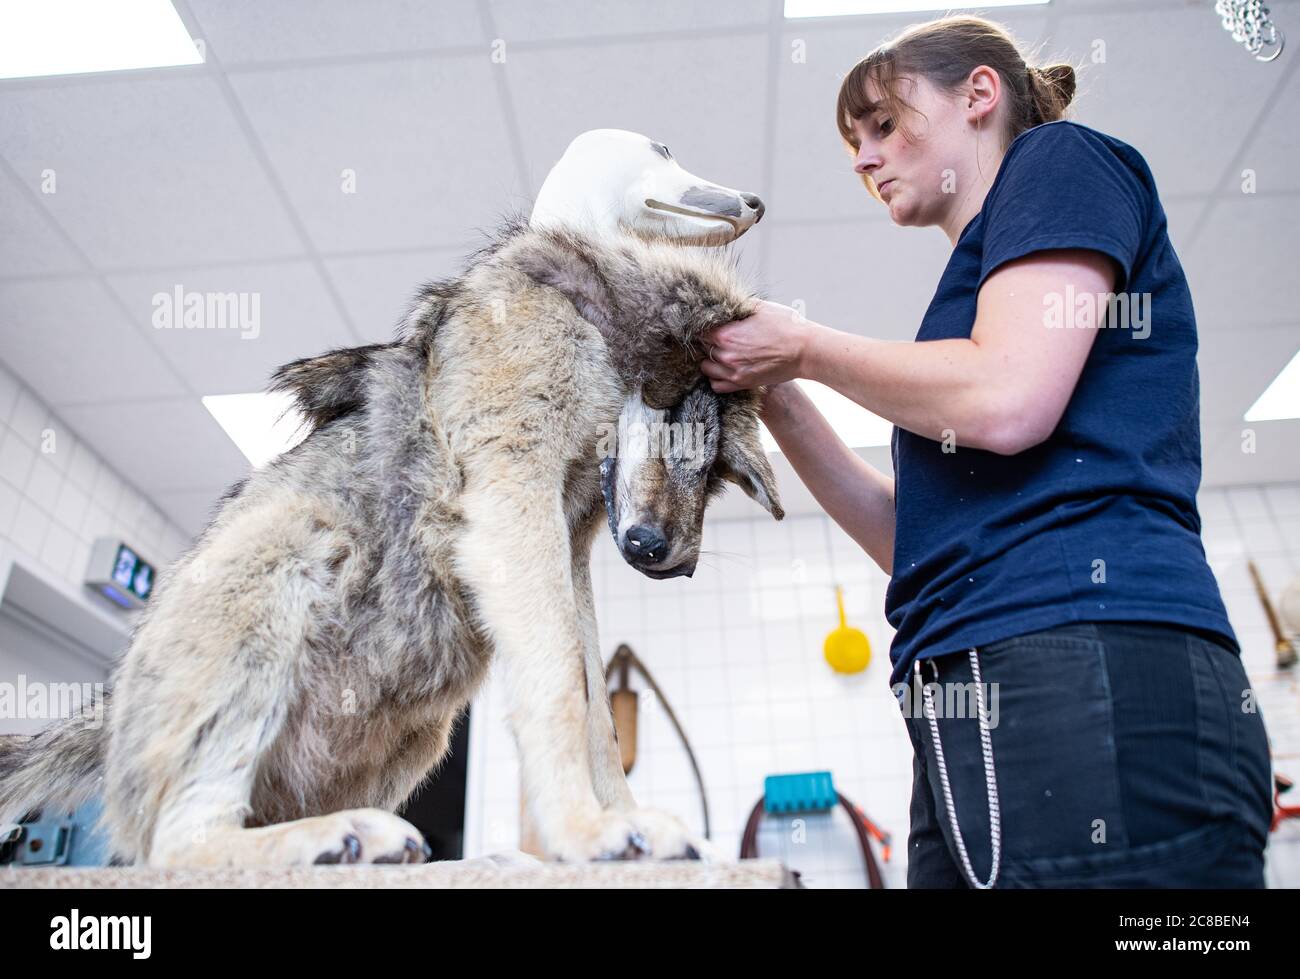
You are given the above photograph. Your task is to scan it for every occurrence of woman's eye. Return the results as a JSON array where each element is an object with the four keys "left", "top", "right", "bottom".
[{"left": 879, "top": 118, "right": 894, "bottom": 136}]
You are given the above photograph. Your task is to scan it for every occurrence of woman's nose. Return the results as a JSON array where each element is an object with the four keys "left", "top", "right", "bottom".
[{"left": 854, "top": 146, "right": 881, "bottom": 175}]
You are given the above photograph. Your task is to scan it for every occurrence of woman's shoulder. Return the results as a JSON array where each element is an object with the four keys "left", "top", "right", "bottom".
[
  {"left": 995, "top": 119, "right": 1156, "bottom": 202},
  {"left": 1008, "top": 120, "right": 1151, "bottom": 175}
]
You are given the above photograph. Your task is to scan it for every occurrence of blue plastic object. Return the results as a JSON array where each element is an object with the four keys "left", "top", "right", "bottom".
[
  {"left": 763, "top": 771, "right": 837, "bottom": 814},
  {"left": 2, "top": 795, "right": 112, "bottom": 867}
]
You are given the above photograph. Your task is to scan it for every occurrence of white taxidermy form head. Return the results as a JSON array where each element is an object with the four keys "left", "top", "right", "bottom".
[{"left": 530, "top": 128, "right": 764, "bottom": 246}]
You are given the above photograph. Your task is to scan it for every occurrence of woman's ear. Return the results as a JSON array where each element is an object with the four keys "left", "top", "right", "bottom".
[
  {"left": 966, "top": 64, "right": 1002, "bottom": 123},
  {"left": 715, "top": 390, "right": 784, "bottom": 520}
]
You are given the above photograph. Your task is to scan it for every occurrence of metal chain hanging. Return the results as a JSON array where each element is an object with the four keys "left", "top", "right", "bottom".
[{"left": 1215, "top": 0, "right": 1286, "bottom": 61}]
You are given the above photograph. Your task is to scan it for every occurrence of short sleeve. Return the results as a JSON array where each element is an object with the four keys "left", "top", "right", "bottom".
[{"left": 978, "top": 122, "right": 1149, "bottom": 294}]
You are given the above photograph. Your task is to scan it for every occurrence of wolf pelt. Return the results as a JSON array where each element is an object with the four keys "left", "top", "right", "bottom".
[{"left": 0, "top": 217, "right": 781, "bottom": 866}]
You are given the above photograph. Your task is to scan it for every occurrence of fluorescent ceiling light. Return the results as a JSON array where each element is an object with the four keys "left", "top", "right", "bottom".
[
  {"left": 0, "top": 0, "right": 202, "bottom": 80},
  {"left": 1245, "top": 349, "right": 1300, "bottom": 422},
  {"left": 202, "top": 392, "right": 308, "bottom": 469},
  {"left": 785, "top": 0, "right": 1049, "bottom": 17},
  {"left": 760, "top": 379, "right": 892, "bottom": 453}
]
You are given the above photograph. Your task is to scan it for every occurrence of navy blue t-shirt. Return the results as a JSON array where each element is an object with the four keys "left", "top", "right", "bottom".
[{"left": 885, "top": 119, "right": 1237, "bottom": 691}]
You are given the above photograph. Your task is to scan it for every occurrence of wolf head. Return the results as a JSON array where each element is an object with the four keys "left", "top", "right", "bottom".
[
  {"left": 600, "top": 379, "right": 782, "bottom": 579},
  {"left": 530, "top": 129, "right": 764, "bottom": 246}
]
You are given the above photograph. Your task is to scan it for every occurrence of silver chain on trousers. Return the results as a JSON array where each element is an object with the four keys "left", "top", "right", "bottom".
[
  {"left": 1214, "top": 0, "right": 1286, "bottom": 60},
  {"left": 919, "top": 648, "right": 1002, "bottom": 889}
]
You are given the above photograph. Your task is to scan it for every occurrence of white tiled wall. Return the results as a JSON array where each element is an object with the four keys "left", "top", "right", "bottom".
[
  {"left": 0, "top": 359, "right": 192, "bottom": 609},
  {"left": 465, "top": 482, "right": 1300, "bottom": 888}
]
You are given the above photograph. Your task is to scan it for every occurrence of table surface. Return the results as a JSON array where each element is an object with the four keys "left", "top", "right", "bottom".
[{"left": 1, "top": 857, "right": 797, "bottom": 889}]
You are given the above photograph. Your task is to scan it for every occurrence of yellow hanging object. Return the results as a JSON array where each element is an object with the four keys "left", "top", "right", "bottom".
[{"left": 824, "top": 584, "right": 871, "bottom": 674}]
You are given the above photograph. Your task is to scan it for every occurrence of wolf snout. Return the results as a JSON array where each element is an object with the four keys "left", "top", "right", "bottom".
[
  {"left": 741, "top": 193, "right": 765, "bottom": 223},
  {"left": 621, "top": 524, "right": 695, "bottom": 578},
  {"left": 623, "top": 524, "right": 668, "bottom": 562}
]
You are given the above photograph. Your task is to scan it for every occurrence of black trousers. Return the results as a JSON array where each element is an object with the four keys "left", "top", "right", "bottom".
[{"left": 899, "top": 620, "right": 1274, "bottom": 888}]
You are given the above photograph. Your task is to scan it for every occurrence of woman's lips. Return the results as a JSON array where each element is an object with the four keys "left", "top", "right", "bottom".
[{"left": 878, "top": 179, "right": 896, "bottom": 198}]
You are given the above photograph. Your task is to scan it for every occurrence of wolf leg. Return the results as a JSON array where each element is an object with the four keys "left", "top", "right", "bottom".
[
  {"left": 131, "top": 660, "right": 429, "bottom": 868},
  {"left": 457, "top": 474, "right": 703, "bottom": 861},
  {"left": 150, "top": 808, "right": 429, "bottom": 868},
  {"left": 99, "top": 497, "right": 428, "bottom": 867},
  {"left": 135, "top": 667, "right": 428, "bottom": 868},
  {"left": 574, "top": 543, "right": 719, "bottom": 860},
  {"left": 571, "top": 549, "right": 638, "bottom": 811}
]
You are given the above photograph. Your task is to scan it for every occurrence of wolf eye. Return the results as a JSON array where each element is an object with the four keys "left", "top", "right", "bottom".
[{"left": 652, "top": 142, "right": 673, "bottom": 160}]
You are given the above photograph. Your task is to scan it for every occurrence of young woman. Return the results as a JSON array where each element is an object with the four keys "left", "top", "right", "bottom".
[{"left": 700, "top": 15, "right": 1273, "bottom": 888}]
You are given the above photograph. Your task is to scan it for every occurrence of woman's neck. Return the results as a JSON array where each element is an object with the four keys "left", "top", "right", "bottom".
[{"left": 942, "top": 144, "right": 1007, "bottom": 246}]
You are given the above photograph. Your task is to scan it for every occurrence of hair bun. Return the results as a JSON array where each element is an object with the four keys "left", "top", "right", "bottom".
[{"left": 1031, "top": 62, "right": 1077, "bottom": 104}]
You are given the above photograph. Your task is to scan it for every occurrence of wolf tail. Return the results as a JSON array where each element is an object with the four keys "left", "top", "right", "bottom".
[{"left": 0, "top": 711, "right": 106, "bottom": 834}]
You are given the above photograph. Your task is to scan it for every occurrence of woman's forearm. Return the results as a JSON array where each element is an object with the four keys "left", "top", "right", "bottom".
[
  {"left": 797, "top": 322, "right": 1012, "bottom": 453},
  {"left": 761, "top": 381, "right": 896, "bottom": 575}
]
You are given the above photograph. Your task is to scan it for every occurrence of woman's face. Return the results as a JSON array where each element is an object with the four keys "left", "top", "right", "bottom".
[{"left": 849, "top": 73, "right": 974, "bottom": 230}]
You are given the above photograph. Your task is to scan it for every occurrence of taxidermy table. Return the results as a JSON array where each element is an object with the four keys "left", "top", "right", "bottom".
[{"left": 0, "top": 858, "right": 797, "bottom": 889}]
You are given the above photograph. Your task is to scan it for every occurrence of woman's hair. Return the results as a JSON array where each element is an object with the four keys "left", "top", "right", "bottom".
[{"left": 836, "top": 15, "right": 1078, "bottom": 199}]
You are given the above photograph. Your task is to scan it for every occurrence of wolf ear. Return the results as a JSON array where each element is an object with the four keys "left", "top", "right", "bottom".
[
  {"left": 715, "top": 390, "right": 784, "bottom": 520},
  {"left": 508, "top": 228, "right": 617, "bottom": 335},
  {"left": 268, "top": 343, "right": 391, "bottom": 433}
]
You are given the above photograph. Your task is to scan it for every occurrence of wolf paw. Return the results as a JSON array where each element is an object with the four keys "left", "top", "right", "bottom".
[
  {"left": 310, "top": 808, "right": 431, "bottom": 865},
  {"left": 549, "top": 806, "right": 707, "bottom": 862},
  {"left": 616, "top": 806, "right": 712, "bottom": 862}
]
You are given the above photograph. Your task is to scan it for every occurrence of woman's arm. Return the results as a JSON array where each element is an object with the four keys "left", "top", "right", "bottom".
[
  {"left": 760, "top": 380, "right": 896, "bottom": 574},
  {"left": 703, "top": 248, "right": 1117, "bottom": 455}
]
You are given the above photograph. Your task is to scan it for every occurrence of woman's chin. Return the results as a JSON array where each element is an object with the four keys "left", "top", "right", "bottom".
[{"left": 887, "top": 199, "right": 918, "bottom": 226}]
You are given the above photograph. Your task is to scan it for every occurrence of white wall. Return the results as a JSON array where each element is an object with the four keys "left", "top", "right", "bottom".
[
  {"left": 465, "top": 482, "right": 1300, "bottom": 888},
  {"left": 0, "top": 358, "right": 192, "bottom": 701},
  {"left": 0, "top": 360, "right": 191, "bottom": 595}
]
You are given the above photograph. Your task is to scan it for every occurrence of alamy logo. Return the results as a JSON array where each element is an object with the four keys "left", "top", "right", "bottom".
[
  {"left": 595, "top": 417, "right": 709, "bottom": 468},
  {"left": 0, "top": 675, "right": 103, "bottom": 729},
  {"left": 893, "top": 679, "right": 1000, "bottom": 728},
  {"left": 50, "top": 909, "right": 151, "bottom": 958},
  {"left": 151, "top": 285, "right": 261, "bottom": 339},
  {"left": 1042, "top": 285, "right": 1151, "bottom": 339}
]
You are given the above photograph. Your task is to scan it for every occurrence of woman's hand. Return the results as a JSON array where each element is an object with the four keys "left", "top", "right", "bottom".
[{"left": 698, "top": 300, "right": 816, "bottom": 393}]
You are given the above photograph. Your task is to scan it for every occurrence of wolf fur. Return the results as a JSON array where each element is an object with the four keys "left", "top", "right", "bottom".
[{"left": 0, "top": 217, "right": 781, "bottom": 866}]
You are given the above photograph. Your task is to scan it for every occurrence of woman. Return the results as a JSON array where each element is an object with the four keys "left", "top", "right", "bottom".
[{"left": 700, "top": 16, "right": 1273, "bottom": 888}]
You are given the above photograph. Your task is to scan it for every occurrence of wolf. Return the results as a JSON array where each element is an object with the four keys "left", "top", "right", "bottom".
[{"left": 0, "top": 131, "right": 782, "bottom": 866}]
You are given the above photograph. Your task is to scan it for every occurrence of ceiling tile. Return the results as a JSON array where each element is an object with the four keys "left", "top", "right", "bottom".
[
  {"left": 325, "top": 248, "right": 471, "bottom": 344},
  {"left": 762, "top": 218, "right": 951, "bottom": 342},
  {"left": 1060, "top": 6, "right": 1288, "bottom": 196},
  {"left": 0, "top": 75, "right": 305, "bottom": 268},
  {"left": 0, "top": 278, "right": 188, "bottom": 406},
  {"left": 1198, "top": 321, "right": 1300, "bottom": 438},
  {"left": 506, "top": 35, "right": 770, "bottom": 200},
  {"left": 227, "top": 56, "right": 525, "bottom": 252},
  {"left": 1182, "top": 194, "right": 1300, "bottom": 328},
  {"left": 188, "top": 0, "right": 484, "bottom": 64},
  {"left": 490, "top": 0, "right": 769, "bottom": 43},
  {"left": 0, "top": 166, "right": 86, "bottom": 277},
  {"left": 1233, "top": 54, "right": 1300, "bottom": 193},
  {"left": 104, "top": 261, "right": 356, "bottom": 395},
  {"left": 153, "top": 487, "right": 225, "bottom": 539},
  {"left": 1162, "top": 198, "right": 1205, "bottom": 260},
  {"left": 58, "top": 397, "right": 249, "bottom": 495}
]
